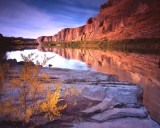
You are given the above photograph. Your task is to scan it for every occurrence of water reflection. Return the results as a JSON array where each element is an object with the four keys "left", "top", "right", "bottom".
[
  {"left": 6, "top": 49, "right": 89, "bottom": 70},
  {"left": 37, "top": 46, "right": 160, "bottom": 123}
]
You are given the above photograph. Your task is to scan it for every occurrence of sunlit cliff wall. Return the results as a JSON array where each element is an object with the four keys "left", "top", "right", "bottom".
[{"left": 37, "top": 0, "right": 160, "bottom": 42}]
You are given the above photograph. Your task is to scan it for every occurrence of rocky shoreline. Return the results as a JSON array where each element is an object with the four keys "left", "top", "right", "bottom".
[
  {"left": 37, "top": 68, "right": 160, "bottom": 128},
  {"left": 3, "top": 60, "right": 160, "bottom": 128},
  {"left": 38, "top": 46, "right": 160, "bottom": 122}
]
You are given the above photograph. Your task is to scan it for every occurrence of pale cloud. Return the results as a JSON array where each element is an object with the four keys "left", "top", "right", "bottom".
[
  {"left": 0, "top": 0, "right": 81, "bottom": 38},
  {"left": 0, "top": 0, "right": 107, "bottom": 38}
]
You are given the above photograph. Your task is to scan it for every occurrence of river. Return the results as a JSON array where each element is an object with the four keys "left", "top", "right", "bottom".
[{"left": 6, "top": 46, "right": 160, "bottom": 123}]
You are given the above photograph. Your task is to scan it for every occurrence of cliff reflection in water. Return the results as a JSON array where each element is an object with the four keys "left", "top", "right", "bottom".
[{"left": 38, "top": 45, "right": 160, "bottom": 122}]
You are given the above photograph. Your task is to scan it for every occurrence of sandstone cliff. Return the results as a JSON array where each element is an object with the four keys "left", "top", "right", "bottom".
[{"left": 37, "top": 0, "right": 160, "bottom": 42}]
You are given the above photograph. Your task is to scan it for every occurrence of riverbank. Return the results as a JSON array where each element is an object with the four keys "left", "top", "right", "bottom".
[
  {"left": 40, "top": 38, "right": 160, "bottom": 55},
  {"left": 0, "top": 60, "right": 159, "bottom": 128},
  {"left": 0, "top": 35, "right": 37, "bottom": 62}
]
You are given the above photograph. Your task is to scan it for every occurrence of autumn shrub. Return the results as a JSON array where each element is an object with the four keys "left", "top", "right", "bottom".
[
  {"left": 0, "top": 53, "right": 82, "bottom": 127},
  {"left": 9, "top": 61, "right": 46, "bottom": 122},
  {"left": 0, "top": 53, "right": 66, "bottom": 124},
  {"left": 41, "top": 82, "right": 67, "bottom": 121}
]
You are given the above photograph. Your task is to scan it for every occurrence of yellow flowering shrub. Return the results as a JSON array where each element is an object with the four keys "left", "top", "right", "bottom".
[{"left": 41, "top": 83, "right": 67, "bottom": 121}]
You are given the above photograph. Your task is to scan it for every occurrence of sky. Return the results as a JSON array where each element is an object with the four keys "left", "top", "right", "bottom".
[{"left": 0, "top": 0, "right": 107, "bottom": 39}]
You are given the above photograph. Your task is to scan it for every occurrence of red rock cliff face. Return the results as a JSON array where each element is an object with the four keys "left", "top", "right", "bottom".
[{"left": 37, "top": 0, "right": 160, "bottom": 42}]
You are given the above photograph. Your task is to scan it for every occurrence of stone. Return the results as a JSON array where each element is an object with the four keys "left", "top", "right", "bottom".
[
  {"left": 81, "top": 85, "right": 142, "bottom": 115},
  {"left": 40, "top": 68, "right": 119, "bottom": 83},
  {"left": 91, "top": 107, "right": 148, "bottom": 122},
  {"left": 4, "top": 67, "right": 160, "bottom": 128},
  {"left": 73, "top": 118, "right": 160, "bottom": 128},
  {"left": 49, "top": 64, "right": 53, "bottom": 67}
]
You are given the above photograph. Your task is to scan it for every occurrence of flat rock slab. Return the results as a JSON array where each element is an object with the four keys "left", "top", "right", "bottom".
[
  {"left": 59, "top": 84, "right": 142, "bottom": 115},
  {"left": 5, "top": 67, "right": 160, "bottom": 128},
  {"left": 49, "top": 83, "right": 159, "bottom": 128},
  {"left": 72, "top": 118, "right": 160, "bottom": 128},
  {"left": 40, "top": 68, "right": 119, "bottom": 83},
  {"left": 81, "top": 85, "right": 142, "bottom": 114},
  {"left": 91, "top": 107, "right": 148, "bottom": 122}
]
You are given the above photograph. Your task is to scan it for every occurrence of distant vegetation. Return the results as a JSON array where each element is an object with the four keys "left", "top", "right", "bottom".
[
  {"left": 0, "top": 35, "right": 13, "bottom": 62},
  {"left": 0, "top": 35, "right": 37, "bottom": 62},
  {"left": 41, "top": 38, "right": 160, "bottom": 55}
]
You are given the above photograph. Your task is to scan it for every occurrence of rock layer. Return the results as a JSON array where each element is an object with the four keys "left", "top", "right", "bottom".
[
  {"left": 37, "top": 0, "right": 160, "bottom": 42},
  {"left": 38, "top": 68, "right": 159, "bottom": 128},
  {"left": 4, "top": 62, "right": 160, "bottom": 128}
]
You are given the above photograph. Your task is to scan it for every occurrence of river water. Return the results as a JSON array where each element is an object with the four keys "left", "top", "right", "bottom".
[
  {"left": 6, "top": 47, "right": 160, "bottom": 123},
  {"left": 7, "top": 49, "right": 89, "bottom": 70}
]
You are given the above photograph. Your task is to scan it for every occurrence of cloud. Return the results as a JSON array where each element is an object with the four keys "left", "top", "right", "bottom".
[
  {"left": 0, "top": 0, "right": 68, "bottom": 38},
  {"left": 0, "top": 0, "right": 107, "bottom": 38}
]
